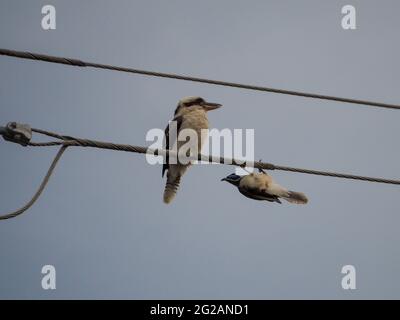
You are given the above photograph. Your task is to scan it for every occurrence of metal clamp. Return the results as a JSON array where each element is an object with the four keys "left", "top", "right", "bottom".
[{"left": 0, "top": 122, "right": 32, "bottom": 146}]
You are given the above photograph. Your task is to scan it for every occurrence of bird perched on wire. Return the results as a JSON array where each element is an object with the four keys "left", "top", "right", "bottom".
[
  {"left": 163, "top": 96, "right": 222, "bottom": 203},
  {"left": 221, "top": 167, "right": 308, "bottom": 204}
]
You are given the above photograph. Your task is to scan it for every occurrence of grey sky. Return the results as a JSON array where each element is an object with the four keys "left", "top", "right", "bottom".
[{"left": 0, "top": 0, "right": 399, "bottom": 299}]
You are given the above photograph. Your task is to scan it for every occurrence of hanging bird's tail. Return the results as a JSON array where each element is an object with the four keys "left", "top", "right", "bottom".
[
  {"left": 268, "top": 183, "right": 308, "bottom": 205},
  {"left": 282, "top": 190, "right": 308, "bottom": 204},
  {"left": 163, "top": 175, "right": 181, "bottom": 204}
]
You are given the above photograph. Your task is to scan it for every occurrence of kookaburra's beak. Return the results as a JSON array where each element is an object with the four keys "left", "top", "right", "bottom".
[{"left": 202, "top": 101, "right": 222, "bottom": 111}]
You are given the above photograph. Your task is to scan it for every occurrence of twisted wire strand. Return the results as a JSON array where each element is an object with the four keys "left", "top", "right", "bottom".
[
  {"left": 1, "top": 48, "right": 400, "bottom": 110},
  {"left": 272, "top": 165, "right": 400, "bottom": 185},
  {"left": 26, "top": 132, "right": 400, "bottom": 185},
  {"left": 22, "top": 129, "right": 400, "bottom": 186}
]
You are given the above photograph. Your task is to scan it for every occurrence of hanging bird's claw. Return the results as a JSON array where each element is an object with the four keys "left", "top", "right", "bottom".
[{"left": 238, "top": 162, "right": 253, "bottom": 174}]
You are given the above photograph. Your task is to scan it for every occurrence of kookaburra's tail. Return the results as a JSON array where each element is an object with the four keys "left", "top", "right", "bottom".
[
  {"left": 282, "top": 190, "right": 308, "bottom": 204},
  {"left": 163, "top": 175, "right": 181, "bottom": 204}
]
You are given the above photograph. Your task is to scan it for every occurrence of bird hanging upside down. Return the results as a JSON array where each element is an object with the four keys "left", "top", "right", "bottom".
[
  {"left": 221, "top": 167, "right": 308, "bottom": 204},
  {"left": 163, "top": 96, "right": 222, "bottom": 204}
]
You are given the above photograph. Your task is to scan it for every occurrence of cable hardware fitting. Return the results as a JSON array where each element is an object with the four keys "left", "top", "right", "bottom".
[{"left": 0, "top": 122, "right": 32, "bottom": 146}]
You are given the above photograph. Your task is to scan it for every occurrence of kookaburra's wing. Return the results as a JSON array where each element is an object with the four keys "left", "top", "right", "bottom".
[
  {"left": 238, "top": 184, "right": 282, "bottom": 203},
  {"left": 162, "top": 115, "right": 183, "bottom": 177}
]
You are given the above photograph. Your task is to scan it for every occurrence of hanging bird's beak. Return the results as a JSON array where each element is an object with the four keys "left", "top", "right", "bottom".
[
  {"left": 221, "top": 177, "right": 227, "bottom": 181},
  {"left": 202, "top": 101, "right": 222, "bottom": 111}
]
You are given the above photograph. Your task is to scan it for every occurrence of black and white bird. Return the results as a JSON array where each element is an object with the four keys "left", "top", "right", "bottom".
[
  {"left": 163, "top": 96, "right": 222, "bottom": 203},
  {"left": 221, "top": 168, "right": 308, "bottom": 204}
]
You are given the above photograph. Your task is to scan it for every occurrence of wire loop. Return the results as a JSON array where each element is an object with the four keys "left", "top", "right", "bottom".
[{"left": 1, "top": 124, "right": 399, "bottom": 220}]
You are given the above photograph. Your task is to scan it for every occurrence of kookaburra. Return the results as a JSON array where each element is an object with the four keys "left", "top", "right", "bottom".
[
  {"left": 221, "top": 168, "right": 308, "bottom": 204},
  {"left": 163, "top": 96, "right": 222, "bottom": 203}
]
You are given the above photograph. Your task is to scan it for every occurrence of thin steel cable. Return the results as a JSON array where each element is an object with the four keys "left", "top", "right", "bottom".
[
  {"left": 1, "top": 127, "right": 399, "bottom": 220},
  {"left": 32, "top": 128, "right": 71, "bottom": 140},
  {"left": 272, "top": 165, "right": 400, "bottom": 184},
  {"left": 0, "top": 146, "right": 68, "bottom": 220},
  {"left": 38, "top": 137, "right": 400, "bottom": 184},
  {"left": 26, "top": 130, "right": 400, "bottom": 185},
  {"left": 1, "top": 48, "right": 400, "bottom": 110}
]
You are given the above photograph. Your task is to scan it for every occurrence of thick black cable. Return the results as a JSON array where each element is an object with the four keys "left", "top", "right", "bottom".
[{"left": 1, "top": 48, "right": 400, "bottom": 110}]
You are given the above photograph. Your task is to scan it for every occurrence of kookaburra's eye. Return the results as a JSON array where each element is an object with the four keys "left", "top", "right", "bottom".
[{"left": 185, "top": 99, "right": 203, "bottom": 107}]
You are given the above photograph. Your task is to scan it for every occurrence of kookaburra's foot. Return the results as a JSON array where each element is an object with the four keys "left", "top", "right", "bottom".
[{"left": 257, "top": 159, "right": 266, "bottom": 174}]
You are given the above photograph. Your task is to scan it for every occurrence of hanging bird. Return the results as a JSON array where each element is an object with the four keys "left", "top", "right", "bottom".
[
  {"left": 163, "top": 96, "right": 222, "bottom": 203},
  {"left": 221, "top": 167, "right": 308, "bottom": 204}
]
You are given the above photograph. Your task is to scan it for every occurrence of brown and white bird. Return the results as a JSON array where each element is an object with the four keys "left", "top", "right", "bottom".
[
  {"left": 221, "top": 168, "right": 308, "bottom": 204},
  {"left": 162, "top": 96, "right": 222, "bottom": 203}
]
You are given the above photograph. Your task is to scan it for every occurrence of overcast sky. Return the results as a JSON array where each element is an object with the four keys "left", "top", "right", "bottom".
[{"left": 0, "top": 0, "right": 399, "bottom": 299}]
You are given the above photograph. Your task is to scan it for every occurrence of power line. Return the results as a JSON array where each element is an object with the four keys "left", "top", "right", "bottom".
[
  {"left": 23, "top": 127, "right": 400, "bottom": 185},
  {"left": 1, "top": 48, "right": 400, "bottom": 110},
  {"left": 1, "top": 123, "right": 399, "bottom": 220}
]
